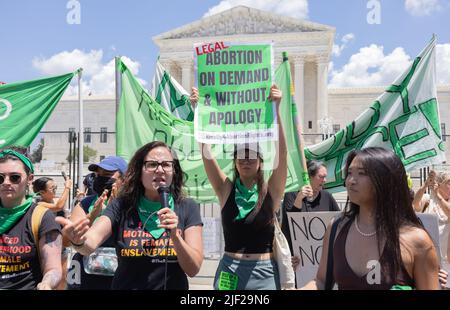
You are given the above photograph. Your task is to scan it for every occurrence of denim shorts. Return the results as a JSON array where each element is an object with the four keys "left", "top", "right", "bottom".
[{"left": 213, "top": 253, "right": 280, "bottom": 290}]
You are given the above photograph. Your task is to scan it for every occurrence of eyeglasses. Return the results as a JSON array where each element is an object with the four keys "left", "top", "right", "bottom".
[
  {"left": 0, "top": 173, "right": 22, "bottom": 185},
  {"left": 50, "top": 186, "right": 58, "bottom": 193},
  {"left": 143, "top": 160, "right": 174, "bottom": 173}
]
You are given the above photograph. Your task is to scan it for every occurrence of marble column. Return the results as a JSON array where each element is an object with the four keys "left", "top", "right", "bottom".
[
  {"left": 293, "top": 55, "right": 305, "bottom": 130},
  {"left": 180, "top": 59, "right": 192, "bottom": 91},
  {"left": 316, "top": 56, "right": 329, "bottom": 127}
]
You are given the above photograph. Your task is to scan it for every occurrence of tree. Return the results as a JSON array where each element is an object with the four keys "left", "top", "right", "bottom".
[
  {"left": 30, "top": 138, "right": 44, "bottom": 163},
  {"left": 66, "top": 145, "right": 98, "bottom": 163}
]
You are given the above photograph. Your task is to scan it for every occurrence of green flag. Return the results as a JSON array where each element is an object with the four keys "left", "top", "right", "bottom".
[
  {"left": 0, "top": 71, "right": 77, "bottom": 148},
  {"left": 116, "top": 57, "right": 304, "bottom": 202},
  {"left": 305, "top": 36, "right": 446, "bottom": 192},
  {"left": 150, "top": 60, "right": 194, "bottom": 121},
  {"left": 275, "top": 54, "right": 307, "bottom": 192}
]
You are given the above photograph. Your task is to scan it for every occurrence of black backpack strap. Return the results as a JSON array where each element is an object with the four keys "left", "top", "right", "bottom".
[{"left": 325, "top": 216, "right": 342, "bottom": 290}]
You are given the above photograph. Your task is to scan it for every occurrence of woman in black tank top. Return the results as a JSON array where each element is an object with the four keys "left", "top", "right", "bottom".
[
  {"left": 190, "top": 85, "right": 288, "bottom": 290},
  {"left": 301, "top": 147, "right": 440, "bottom": 290}
]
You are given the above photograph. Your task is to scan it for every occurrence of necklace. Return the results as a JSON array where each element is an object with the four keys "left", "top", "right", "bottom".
[{"left": 355, "top": 216, "right": 376, "bottom": 237}]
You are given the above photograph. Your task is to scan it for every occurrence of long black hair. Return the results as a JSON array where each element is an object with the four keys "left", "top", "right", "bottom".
[
  {"left": 119, "top": 141, "right": 185, "bottom": 211},
  {"left": 343, "top": 147, "right": 423, "bottom": 281}
]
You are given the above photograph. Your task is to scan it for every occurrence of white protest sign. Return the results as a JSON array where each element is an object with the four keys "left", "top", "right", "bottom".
[
  {"left": 287, "top": 211, "right": 341, "bottom": 288},
  {"left": 201, "top": 217, "right": 222, "bottom": 258}
]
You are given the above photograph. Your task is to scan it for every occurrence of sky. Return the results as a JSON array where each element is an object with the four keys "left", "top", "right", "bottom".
[{"left": 1, "top": 0, "right": 450, "bottom": 96}]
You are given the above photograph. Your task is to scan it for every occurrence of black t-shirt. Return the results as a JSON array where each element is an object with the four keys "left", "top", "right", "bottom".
[
  {"left": 281, "top": 190, "right": 340, "bottom": 254},
  {"left": 0, "top": 203, "right": 61, "bottom": 290},
  {"left": 103, "top": 197, "right": 203, "bottom": 290}
]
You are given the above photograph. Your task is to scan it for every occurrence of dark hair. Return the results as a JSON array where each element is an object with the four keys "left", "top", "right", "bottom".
[
  {"left": 119, "top": 141, "right": 185, "bottom": 210},
  {"left": 0, "top": 146, "right": 32, "bottom": 175},
  {"left": 233, "top": 148, "right": 267, "bottom": 217},
  {"left": 307, "top": 160, "right": 326, "bottom": 177},
  {"left": 32, "top": 177, "right": 53, "bottom": 193},
  {"left": 343, "top": 147, "right": 423, "bottom": 282}
]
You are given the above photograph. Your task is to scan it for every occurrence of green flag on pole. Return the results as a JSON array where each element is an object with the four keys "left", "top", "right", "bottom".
[
  {"left": 0, "top": 71, "right": 78, "bottom": 148},
  {"left": 305, "top": 36, "right": 446, "bottom": 192},
  {"left": 150, "top": 60, "right": 194, "bottom": 121},
  {"left": 275, "top": 53, "right": 307, "bottom": 192}
]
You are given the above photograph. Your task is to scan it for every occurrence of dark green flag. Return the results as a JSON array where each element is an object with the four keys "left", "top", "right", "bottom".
[{"left": 0, "top": 71, "right": 78, "bottom": 147}]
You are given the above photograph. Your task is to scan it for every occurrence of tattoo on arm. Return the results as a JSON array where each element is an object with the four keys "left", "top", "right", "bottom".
[{"left": 41, "top": 270, "right": 61, "bottom": 288}]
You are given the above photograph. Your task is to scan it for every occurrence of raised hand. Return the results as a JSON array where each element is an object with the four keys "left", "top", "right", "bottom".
[
  {"left": 301, "top": 185, "right": 314, "bottom": 199},
  {"left": 190, "top": 87, "right": 199, "bottom": 109},
  {"left": 64, "top": 178, "right": 73, "bottom": 191},
  {"left": 109, "top": 183, "right": 119, "bottom": 202},
  {"left": 268, "top": 84, "right": 282, "bottom": 106}
]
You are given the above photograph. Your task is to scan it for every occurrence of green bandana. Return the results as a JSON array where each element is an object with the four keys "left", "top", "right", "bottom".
[
  {"left": 0, "top": 150, "right": 34, "bottom": 173},
  {"left": 234, "top": 178, "right": 258, "bottom": 220},
  {"left": 0, "top": 195, "right": 34, "bottom": 234},
  {"left": 137, "top": 194, "right": 175, "bottom": 239}
]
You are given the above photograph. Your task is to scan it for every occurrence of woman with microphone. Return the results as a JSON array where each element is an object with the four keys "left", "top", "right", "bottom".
[{"left": 57, "top": 141, "right": 203, "bottom": 289}]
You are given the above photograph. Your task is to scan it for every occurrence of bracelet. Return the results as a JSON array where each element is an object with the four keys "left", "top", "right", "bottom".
[{"left": 70, "top": 240, "right": 85, "bottom": 247}]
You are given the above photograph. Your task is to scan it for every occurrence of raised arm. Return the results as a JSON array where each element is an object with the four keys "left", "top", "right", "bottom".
[
  {"left": 38, "top": 179, "right": 73, "bottom": 212},
  {"left": 267, "top": 85, "right": 287, "bottom": 211},
  {"left": 413, "top": 171, "right": 435, "bottom": 212},
  {"left": 190, "top": 87, "right": 232, "bottom": 205},
  {"left": 54, "top": 179, "right": 72, "bottom": 211},
  {"left": 86, "top": 190, "right": 109, "bottom": 224}
]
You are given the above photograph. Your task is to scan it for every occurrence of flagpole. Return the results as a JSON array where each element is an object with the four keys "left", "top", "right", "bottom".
[
  {"left": 115, "top": 56, "right": 121, "bottom": 156},
  {"left": 78, "top": 68, "right": 84, "bottom": 192}
]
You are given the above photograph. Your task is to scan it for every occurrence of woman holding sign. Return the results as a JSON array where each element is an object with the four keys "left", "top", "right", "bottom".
[
  {"left": 413, "top": 170, "right": 450, "bottom": 264},
  {"left": 302, "top": 147, "right": 439, "bottom": 290},
  {"left": 56, "top": 141, "right": 203, "bottom": 289},
  {"left": 191, "top": 85, "right": 287, "bottom": 290}
]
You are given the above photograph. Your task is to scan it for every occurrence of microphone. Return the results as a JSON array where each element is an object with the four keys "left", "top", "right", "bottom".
[
  {"left": 157, "top": 185, "right": 170, "bottom": 210},
  {"left": 157, "top": 185, "right": 171, "bottom": 291}
]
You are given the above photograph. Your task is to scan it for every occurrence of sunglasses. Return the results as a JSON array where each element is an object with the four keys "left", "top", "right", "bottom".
[{"left": 0, "top": 173, "right": 22, "bottom": 185}]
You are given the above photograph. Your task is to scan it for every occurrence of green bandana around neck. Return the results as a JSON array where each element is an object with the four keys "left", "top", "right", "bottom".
[
  {"left": 234, "top": 178, "right": 258, "bottom": 220},
  {"left": 137, "top": 194, "right": 175, "bottom": 239},
  {"left": 0, "top": 195, "right": 34, "bottom": 234},
  {"left": 0, "top": 150, "right": 34, "bottom": 174}
]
